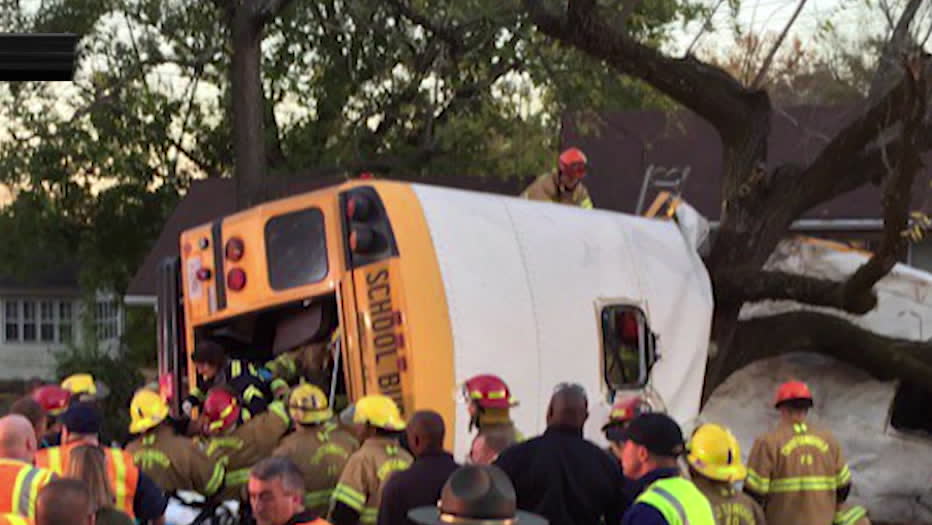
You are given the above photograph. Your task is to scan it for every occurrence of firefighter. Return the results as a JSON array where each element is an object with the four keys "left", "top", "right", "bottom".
[
  {"left": 34, "top": 403, "right": 168, "bottom": 522},
  {"left": 124, "top": 389, "right": 225, "bottom": 497},
  {"left": 30, "top": 385, "right": 71, "bottom": 448},
  {"left": 183, "top": 340, "right": 271, "bottom": 419},
  {"left": 521, "top": 147, "right": 593, "bottom": 209},
  {"left": 462, "top": 375, "right": 523, "bottom": 459},
  {"left": 200, "top": 386, "right": 291, "bottom": 501},
  {"left": 0, "top": 415, "right": 55, "bottom": 519},
  {"left": 329, "top": 395, "right": 412, "bottom": 525},
  {"left": 265, "top": 307, "right": 341, "bottom": 400},
  {"left": 61, "top": 373, "right": 104, "bottom": 403},
  {"left": 686, "top": 423, "right": 766, "bottom": 525},
  {"left": 834, "top": 503, "right": 871, "bottom": 525},
  {"left": 274, "top": 384, "right": 358, "bottom": 516},
  {"left": 745, "top": 381, "right": 852, "bottom": 525}
]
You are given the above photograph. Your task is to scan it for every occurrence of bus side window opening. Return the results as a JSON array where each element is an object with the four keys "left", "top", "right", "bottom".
[{"left": 601, "top": 305, "right": 655, "bottom": 392}]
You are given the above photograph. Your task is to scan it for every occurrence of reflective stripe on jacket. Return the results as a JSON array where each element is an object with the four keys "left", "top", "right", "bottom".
[
  {"left": 635, "top": 477, "right": 716, "bottom": 525},
  {"left": 0, "top": 459, "right": 54, "bottom": 518},
  {"left": 36, "top": 443, "right": 139, "bottom": 518}
]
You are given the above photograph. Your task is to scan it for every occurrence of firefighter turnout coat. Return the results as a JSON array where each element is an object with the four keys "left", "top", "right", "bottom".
[
  {"left": 329, "top": 436, "right": 412, "bottom": 525},
  {"left": 692, "top": 476, "right": 766, "bottom": 525},
  {"left": 521, "top": 172, "right": 593, "bottom": 209},
  {"left": 746, "top": 421, "right": 852, "bottom": 525},
  {"left": 126, "top": 424, "right": 225, "bottom": 497}
]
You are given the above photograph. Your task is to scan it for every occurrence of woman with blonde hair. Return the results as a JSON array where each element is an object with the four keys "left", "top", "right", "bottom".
[{"left": 65, "top": 445, "right": 135, "bottom": 525}]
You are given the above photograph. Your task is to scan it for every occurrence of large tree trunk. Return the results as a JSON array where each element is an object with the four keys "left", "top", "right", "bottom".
[{"left": 230, "top": 3, "right": 268, "bottom": 210}]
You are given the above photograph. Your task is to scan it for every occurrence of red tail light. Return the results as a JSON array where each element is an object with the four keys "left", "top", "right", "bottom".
[
  {"left": 346, "top": 195, "right": 373, "bottom": 222},
  {"left": 349, "top": 227, "right": 378, "bottom": 254},
  {"left": 227, "top": 268, "right": 247, "bottom": 291},
  {"left": 225, "top": 237, "right": 245, "bottom": 262},
  {"left": 196, "top": 268, "right": 212, "bottom": 281}
]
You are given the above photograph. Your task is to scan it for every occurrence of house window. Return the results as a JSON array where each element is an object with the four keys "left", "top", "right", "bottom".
[
  {"left": 22, "top": 301, "right": 36, "bottom": 342},
  {"left": 4, "top": 301, "right": 18, "bottom": 341},
  {"left": 2, "top": 299, "right": 76, "bottom": 344},
  {"left": 95, "top": 301, "right": 119, "bottom": 340},
  {"left": 59, "top": 301, "right": 72, "bottom": 343}
]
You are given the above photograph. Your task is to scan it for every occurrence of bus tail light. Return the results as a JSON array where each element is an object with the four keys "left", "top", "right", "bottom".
[
  {"left": 346, "top": 195, "right": 373, "bottom": 222},
  {"left": 341, "top": 187, "right": 398, "bottom": 269},
  {"left": 225, "top": 237, "right": 245, "bottom": 262},
  {"left": 227, "top": 268, "right": 247, "bottom": 291},
  {"left": 350, "top": 226, "right": 381, "bottom": 254}
]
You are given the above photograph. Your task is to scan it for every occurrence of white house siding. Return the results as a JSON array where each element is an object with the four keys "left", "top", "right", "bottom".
[{"left": 0, "top": 292, "right": 124, "bottom": 380}]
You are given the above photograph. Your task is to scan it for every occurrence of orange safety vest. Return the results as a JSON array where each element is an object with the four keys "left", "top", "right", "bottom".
[
  {"left": 35, "top": 443, "right": 139, "bottom": 518},
  {"left": 0, "top": 513, "right": 32, "bottom": 525},
  {"left": 0, "top": 459, "right": 54, "bottom": 519}
]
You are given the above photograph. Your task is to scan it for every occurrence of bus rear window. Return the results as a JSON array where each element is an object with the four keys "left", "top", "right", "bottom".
[{"left": 265, "top": 208, "right": 328, "bottom": 290}]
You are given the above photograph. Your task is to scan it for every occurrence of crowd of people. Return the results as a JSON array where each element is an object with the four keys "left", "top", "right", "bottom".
[{"left": 0, "top": 353, "right": 871, "bottom": 525}]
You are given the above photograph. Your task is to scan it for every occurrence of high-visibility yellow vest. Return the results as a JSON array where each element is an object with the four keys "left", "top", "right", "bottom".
[
  {"left": 0, "top": 459, "right": 54, "bottom": 519},
  {"left": 36, "top": 443, "right": 138, "bottom": 518},
  {"left": 635, "top": 477, "right": 716, "bottom": 525}
]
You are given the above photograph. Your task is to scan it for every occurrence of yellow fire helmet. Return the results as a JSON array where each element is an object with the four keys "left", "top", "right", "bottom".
[
  {"left": 686, "top": 423, "right": 747, "bottom": 483},
  {"left": 288, "top": 383, "right": 333, "bottom": 425},
  {"left": 129, "top": 389, "right": 169, "bottom": 434},
  {"left": 62, "top": 373, "right": 97, "bottom": 396},
  {"left": 341, "top": 394, "right": 406, "bottom": 431}
]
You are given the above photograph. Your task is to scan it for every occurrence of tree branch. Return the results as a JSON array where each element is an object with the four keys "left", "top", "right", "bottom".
[
  {"left": 730, "top": 311, "right": 932, "bottom": 392},
  {"left": 750, "top": 0, "right": 809, "bottom": 89},
  {"left": 843, "top": 54, "right": 928, "bottom": 298},
  {"left": 795, "top": 54, "right": 932, "bottom": 213},
  {"left": 868, "top": 0, "right": 924, "bottom": 104},
  {"left": 522, "top": 0, "right": 753, "bottom": 135},
  {"left": 384, "top": 0, "right": 462, "bottom": 49}
]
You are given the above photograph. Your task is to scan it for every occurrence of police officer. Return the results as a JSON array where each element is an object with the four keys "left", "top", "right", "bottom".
[
  {"left": 521, "top": 147, "right": 594, "bottom": 208},
  {"left": 619, "top": 413, "right": 715, "bottom": 525},
  {"left": 274, "top": 384, "right": 358, "bottom": 516},
  {"left": 745, "top": 381, "right": 852, "bottom": 525},
  {"left": 330, "top": 395, "right": 412, "bottom": 525},
  {"left": 125, "top": 389, "right": 225, "bottom": 497},
  {"left": 686, "top": 423, "right": 766, "bottom": 525},
  {"left": 199, "top": 387, "right": 291, "bottom": 501}
]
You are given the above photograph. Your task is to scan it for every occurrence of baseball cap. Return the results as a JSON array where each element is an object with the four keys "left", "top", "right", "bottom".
[
  {"left": 620, "top": 413, "right": 685, "bottom": 457},
  {"left": 60, "top": 402, "right": 102, "bottom": 435}
]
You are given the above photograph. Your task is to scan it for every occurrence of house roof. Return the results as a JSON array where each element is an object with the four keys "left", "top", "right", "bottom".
[
  {"left": 563, "top": 106, "right": 932, "bottom": 220},
  {"left": 0, "top": 263, "right": 80, "bottom": 294},
  {"left": 127, "top": 105, "right": 928, "bottom": 300}
]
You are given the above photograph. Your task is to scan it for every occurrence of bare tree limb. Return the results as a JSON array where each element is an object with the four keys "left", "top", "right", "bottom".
[
  {"left": 750, "top": 0, "right": 809, "bottom": 89},
  {"left": 727, "top": 311, "right": 932, "bottom": 393},
  {"left": 868, "top": 0, "right": 924, "bottom": 104},
  {"left": 795, "top": 54, "right": 932, "bottom": 213},
  {"left": 685, "top": 0, "right": 726, "bottom": 56},
  {"left": 522, "top": 0, "right": 754, "bottom": 136},
  {"left": 844, "top": 54, "right": 929, "bottom": 297}
]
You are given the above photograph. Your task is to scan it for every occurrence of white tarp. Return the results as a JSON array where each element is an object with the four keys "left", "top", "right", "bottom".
[{"left": 704, "top": 237, "right": 932, "bottom": 523}]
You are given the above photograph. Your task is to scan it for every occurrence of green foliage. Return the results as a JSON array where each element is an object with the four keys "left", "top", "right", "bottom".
[
  {"left": 124, "top": 306, "right": 157, "bottom": 369},
  {"left": 54, "top": 340, "right": 144, "bottom": 445}
]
